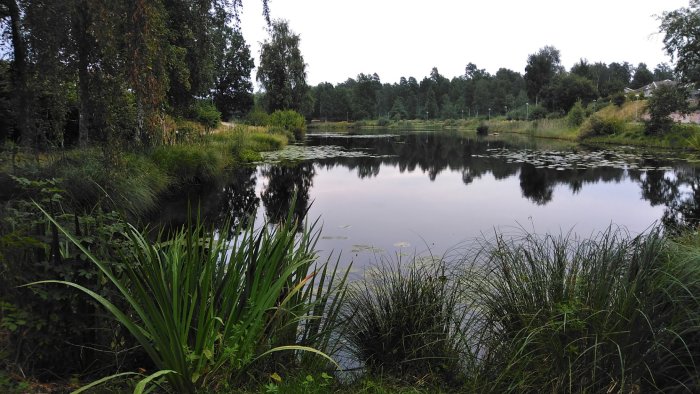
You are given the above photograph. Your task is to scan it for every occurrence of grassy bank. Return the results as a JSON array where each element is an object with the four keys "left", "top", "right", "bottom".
[
  {"left": 0, "top": 123, "right": 287, "bottom": 219},
  {"left": 309, "top": 100, "right": 700, "bottom": 150}
]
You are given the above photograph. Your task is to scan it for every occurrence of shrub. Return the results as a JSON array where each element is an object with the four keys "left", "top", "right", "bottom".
[
  {"left": 376, "top": 117, "right": 391, "bottom": 127},
  {"left": 567, "top": 100, "right": 586, "bottom": 127},
  {"left": 246, "top": 107, "right": 270, "bottom": 126},
  {"left": 175, "top": 119, "right": 206, "bottom": 143},
  {"left": 579, "top": 114, "right": 625, "bottom": 138},
  {"left": 192, "top": 100, "right": 221, "bottom": 131},
  {"left": 476, "top": 123, "right": 489, "bottom": 135},
  {"left": 529, "top": 104, "right": 547, "bottom": 120},
  {"left": 612, "top": 93, "right": 626, "bottom": 107},
  {"left": 646, "top": 84, "right": 689, "bottom": 134},
  {"left": 342, "top": 259, "right": 466, "bottom": 385},
  {"left": 269, "top": 110, "right": 307, "bottom": 141}
]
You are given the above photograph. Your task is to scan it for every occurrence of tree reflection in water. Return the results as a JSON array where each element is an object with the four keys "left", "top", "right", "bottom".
[
  {"left": 634, "top": 166, "right": 700, "bottom": 232},
  {"left": 260, "top": 162, "right": 315, "bottom": 225},
  {"left": 216, "top": 167, "right": 260, "bottom": 235}
]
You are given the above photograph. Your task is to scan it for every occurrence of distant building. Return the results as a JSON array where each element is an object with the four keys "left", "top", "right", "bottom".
[{"left": 624, "top": 80, "right": 677, "bottom": 97}]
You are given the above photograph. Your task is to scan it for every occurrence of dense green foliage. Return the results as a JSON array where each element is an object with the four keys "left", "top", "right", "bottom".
[
  {"left": 257, "top": 20, "right": 310, "bottom": 114},
  {"left": 0, "top": 0, "right": 260, "bottom": 148},
  {"left": 305, "top": 51, "right": 672, "bottom": 124},
  {"left": 646, "top": 84, "right": 690, "bottom": 134},
  {"left": 268, "top": 110, "right": 307, "bottom": 140},
  {"left": 659, "top": 0, "right": 700, "bottom": 84},
  {"left": 33, "top": 203, "right": 347, "bottom": 393}
]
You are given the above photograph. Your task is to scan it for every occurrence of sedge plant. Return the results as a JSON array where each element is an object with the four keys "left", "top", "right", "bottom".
[{"left": 466, "top": 226, "right": 699, "bottom": 393}]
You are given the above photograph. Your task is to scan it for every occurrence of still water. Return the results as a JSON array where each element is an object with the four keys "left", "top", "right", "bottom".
[{"left": 160, "top": 130, "right": 700, "bottom": 264}]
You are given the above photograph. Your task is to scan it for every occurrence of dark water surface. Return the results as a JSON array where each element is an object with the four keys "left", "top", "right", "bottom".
[{"left": 159, "top": 130, "right": 700, "bottom": 266}]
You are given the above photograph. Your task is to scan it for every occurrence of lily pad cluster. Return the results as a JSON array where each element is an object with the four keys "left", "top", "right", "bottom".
[
  {"left": 473, "top": 148, "right": 676, "bottom": 171},
  {"left": 259, "top": 144, "right": 393, "bottom": 164}
]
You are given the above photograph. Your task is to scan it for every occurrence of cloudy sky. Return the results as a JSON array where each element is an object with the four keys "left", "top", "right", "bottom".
[{"left": 240, "top": 0, "right": 689, "bottom": 86}]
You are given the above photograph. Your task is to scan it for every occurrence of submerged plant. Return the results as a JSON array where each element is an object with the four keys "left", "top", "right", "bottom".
[{"left": 30, "top": 205, "right": 347, "bottom": 393}]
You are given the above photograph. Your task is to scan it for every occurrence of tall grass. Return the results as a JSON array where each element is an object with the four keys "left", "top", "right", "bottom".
[
  {"left": 342, "top": 257, "right": 468, "bottom": 386},
  {"left": 32, "top": 205, "right": 348, "bottom": 393},
  {"left": 465, "top": 227, "right": 699, "bottom": 393},
  {"left": 48, "top": 149, "right": 170, "bottom": 218}
]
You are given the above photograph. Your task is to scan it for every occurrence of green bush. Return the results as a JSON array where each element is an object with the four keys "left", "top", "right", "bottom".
[
  {"left": 192, "top": 100, "right": 221, "bottom": 131},
  {"left": 175, "top": 119, "right": 206, "bottom": 143},
  {"left": 645, "top": 84, "right": 689, "bottom": 135},
  {"left": 269, "top": 110, "right": 307, "bottom": 141},
  {"left": 579, "top": 114, "right": 625, "bottom": 138},
  {"left": 612, "top": 93, "right": 626, "bottom": 107},
  {"left": 376, "top": 117, "right": 391, "bottom": 127},
  {"left": 246, "top": 107, "right": 270, "bottom": 126},
  {"left": 0, "top": 178, "right": 137, "bottom": 378},
  {"left": 567, "top": 100, "right": 586, "bottom": 127},
  {"left": 529, "top": 105, "right": 547, "bottom": 120}
]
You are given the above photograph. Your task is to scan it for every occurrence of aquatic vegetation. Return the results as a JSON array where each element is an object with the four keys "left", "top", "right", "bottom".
[
  {"left": 260, "top": 144, "right": 394, "bottom": 164},
  {"left": 474, "top": 147, "right": 676, "bottom": 171},
  {"left": 464, "top": 227, "right": 700, "bottom": 392},
  {"left": 31, "top": 205, "right": 349, "bottom": 393}
]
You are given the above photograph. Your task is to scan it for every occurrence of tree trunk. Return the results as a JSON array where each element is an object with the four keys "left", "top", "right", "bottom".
[
  {"left": 4, "top": 0, "right": 32, "bottom": 147},
  {"left": 74, "top": 1, "right": 91, "bottom": 147}
]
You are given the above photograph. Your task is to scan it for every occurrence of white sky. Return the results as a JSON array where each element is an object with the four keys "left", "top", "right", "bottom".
[{"left": 240, "top": 0, "right": 689, "bottom": 86}]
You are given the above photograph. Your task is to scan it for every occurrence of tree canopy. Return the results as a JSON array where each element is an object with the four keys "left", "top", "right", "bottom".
[
  {"left": 659, "top": 0, "right": 700, "bottom": 85},
  {"left": 0, "top": 0, "right": 267, "bottom": 147},
  {"left": 256, "top": 19, "right": 310, "bottom": 113}
]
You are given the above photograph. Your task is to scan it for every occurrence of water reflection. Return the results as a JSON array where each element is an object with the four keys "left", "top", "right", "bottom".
[
  {"left": 303, "top": 132, "right": 700, "bottom": 234},
  {"left": 155, "top": 131, "right": 700, "bottom": 250},
  {"left": 260, "top": 162, "right": 315, "bottom": 225},
  {"left": 215, "top": 167, "right": 260, "bottom": 232}
]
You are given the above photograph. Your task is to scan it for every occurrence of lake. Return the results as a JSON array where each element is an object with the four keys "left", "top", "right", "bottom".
[{"left": 158, "top": 129, "right": 700, "bottom": 267}]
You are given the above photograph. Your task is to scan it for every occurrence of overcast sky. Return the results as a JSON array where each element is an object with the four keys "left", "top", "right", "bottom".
[{"left": 240, "top": 0, "right": 689, "bottom": 87}]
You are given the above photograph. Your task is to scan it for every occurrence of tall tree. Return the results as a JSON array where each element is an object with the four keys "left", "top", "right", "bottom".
[
  {"left": 653, "top": 63, "right": 675, "bottom": 81},
  {"left": 2, "top": 0, "right": 31, "bottom": 146},
  {"left": 352, "top": 73, "right": 381, "bottom": 119},
  {"left": 213, "top": 29, "right": 254, "bottom": 120},
  {"left": 630, "top": 63, "right": 654, "bottom": 89},
  {"left": 257, "top": 19, "right": 309, "bottom": 113},
  {"left": 524, "top": 45, "right": 562, "bottom": 105},
  {"left": 659, "top": 0, "right": 700, "bottom": 84}
]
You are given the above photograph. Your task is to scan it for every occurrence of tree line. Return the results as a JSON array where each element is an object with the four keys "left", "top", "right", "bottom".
[
  {"left": 0, "top": 0, "right": 275, "bottom": 149},
  {"left": 308, "top": 52, "right": 677, "bottom": 122},
  {"left": 308, "top": 0, "right": 700, "bottom": 123},
  {"left": 1, "top": 0, "right": 698, "bottom": 147}
]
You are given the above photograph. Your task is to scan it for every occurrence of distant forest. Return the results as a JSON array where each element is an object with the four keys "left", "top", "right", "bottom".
[{"left": 307, "top": 48, "right": 674, "bottom": 121}]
